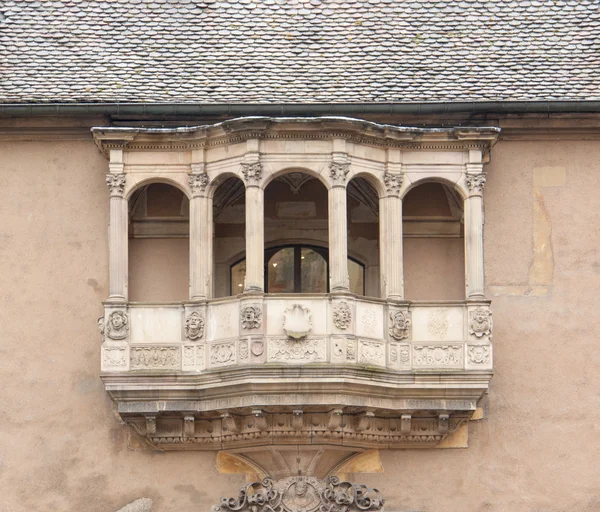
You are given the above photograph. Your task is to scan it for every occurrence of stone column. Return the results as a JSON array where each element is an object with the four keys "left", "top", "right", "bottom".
[
  {"left": 465, "top": 159, "right": 486, "bottom": 299},
  {"left": 242, "top": 161, "right": 264, "bottom": 292},
  {"left": 189, "top": 165, "right": 210, "bottom": 301},
  {"left": 329, "top": 162, "right": 350, "bottom": 292},
  {"left": 382, "top": 171, "right": 404, "bottom": 299},
  {"left": 106, "top": 173, "right": 128, "bottom": 302}
]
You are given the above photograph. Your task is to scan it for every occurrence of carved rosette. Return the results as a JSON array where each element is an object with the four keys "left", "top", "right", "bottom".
[
  {"left": 185, "top": 311, "right": 205, "bottom": 340},
  {"left": 329, "top": 161, "right": 350, "bottom": 185},
  {"left": 212, "top": 476, "right": 384, "bottom": 512},
  {"left": 389, "top": 310, "right": 411, "bottom": 340},
  {"left": 241, "top": 305, "right": 262, "bottom": 330},
  {"left": 469, "top": 308, "right": 492, "bottom": 338},
  {"left": 466, "top": 173, "right": 486, "bottom": 193},
  {"left": 333, "top": 301, "right": 352, "bottom": 330},
  {"left": 106, "top": 310, "right": 129, "bottom": 340},
  {"left": 383, "top": 171, "right": 403, "bottom": 195},
  {"left": 283, "top": 304, "right": 313, "bottom": 339},
  {"left": 188, "top": 170, "right": 209, "bottom": 195},
  {"left": 105, "top": 173, "right": 126, "bottom": 196},
  {"left": 241, "top": 161, "right": 263, "bottom": 184}
]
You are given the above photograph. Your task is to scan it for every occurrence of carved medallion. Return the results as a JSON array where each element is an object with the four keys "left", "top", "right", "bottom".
[
  {"left": 333, "top": 301, "right": 352, "bottom": 330},
  {"left": 185, "top": 311, "right": 205, "bottom": 340},
  {"left": 283, "top": 304, "right": 312, "bottom": 339},
  {"left": 241, "top": 305, "right": 262, "bottom": 330},
  {"left": 106, "top": 310, "right": 129, "bottom": 340},
  {"left": 468, "top": 345, "right": 491, "bottom": 364},
  {"left": 212, "top": 476, "right": 384, "bottom": 512},
  {"left": 469, "top": 308, "right": 492, "bottom": 338},
  {"left": 389, "top": 310, "right": 411, "bottom": 340}
]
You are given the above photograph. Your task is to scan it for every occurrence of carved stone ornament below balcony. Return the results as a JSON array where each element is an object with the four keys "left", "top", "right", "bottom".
[
  {"left": 333, "top": 301, "right": 352, "bottom": 330},
  {"left": 106, "top": 311, "right": 129, "bottom": 340},
  {"left": 241, "top": 305, "right": 262, "bottom": 330},
  {"left": 469, "top": 308, "right": 492, "bottom": 338},
  {"left": 212, "top": 476, "right": 384, "bottom": 512},
  {"left": 389, "top": 310, "right": 411, "bottom": 340},
  {"left": 283, "top": 304, "right": 313, "bottom": 339},
  {"left": 185, "top": 311, "right": 205, "bottom": 340}
]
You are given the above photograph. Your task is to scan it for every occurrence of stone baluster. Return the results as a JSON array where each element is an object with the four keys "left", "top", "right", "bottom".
[
  {"left": 189, "top": 164, "right": 211, "bottom": 300},
  {"left": 329, "top": 159, "right": 350, "bottom": 292},
  {"left": 465, "top": 151, "right": 486, "bottom": 299},
  {"left": 242, "top": 153, "right": 264, "bottom": 293},
  {"left": 106, "top": 171, "right": 128, "bottom": 302}
]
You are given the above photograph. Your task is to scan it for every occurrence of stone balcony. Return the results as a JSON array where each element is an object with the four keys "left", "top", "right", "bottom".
[{"left": 100, "top": 294, "right": 493, "bottom": 452}]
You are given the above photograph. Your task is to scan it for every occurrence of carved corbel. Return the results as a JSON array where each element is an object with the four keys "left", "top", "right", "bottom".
[
  {"left": 356, "top": 411, "right": 375, "bottom": 432},
  {"left": 252, "top": 410, "right": 268, "bottom": 431},
  {"left": 327, "top": 409, "right": 344, "bottom": 430},
  {"left": 145, "top": 415, "right": 157, "bottom": 435},
  {"left": 401, "top": 414, "right": 412, "bottom": 434},
  {"left": 292, "top": 410, "right": 304, "bottom": 430},
  {"left": 184, "top": 415, "right": 196, "bottom": 438},
  {"left": 438, "top": 414, "right": 449, "bottom": 435},
  {"left": 221, "top": 413, "right": 240, "bottom": 433}
]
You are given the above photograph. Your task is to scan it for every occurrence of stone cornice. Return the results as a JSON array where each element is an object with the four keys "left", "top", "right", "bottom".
[{"left": 91, "top": 116, "right": 501, "bottom": 156}]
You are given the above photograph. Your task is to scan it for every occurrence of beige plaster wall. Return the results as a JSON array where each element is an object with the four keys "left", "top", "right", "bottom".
[{"left": 1, "top": 132, "right": 600, "bottom": 512}]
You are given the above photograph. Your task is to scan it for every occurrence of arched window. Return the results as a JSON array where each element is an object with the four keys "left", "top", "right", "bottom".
[{"left": 230, "top": 245, "right": 364, "bottom": 295}]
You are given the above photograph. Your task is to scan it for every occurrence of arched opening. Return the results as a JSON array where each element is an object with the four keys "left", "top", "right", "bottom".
[
  {"left": 347, "top": 176, "right": 379, "bottom": 297},
  {"left": 128, "top": 183, "right": 189, "bottom": 301},
  {"left": 263, "top": 171, "right": 329, "bottom": 293},
  {"left": 403, "top": 182, "right": 465, "bottom": 300},
  {"left": 213, "top": 176, "right": 246, "bottom": 297}
]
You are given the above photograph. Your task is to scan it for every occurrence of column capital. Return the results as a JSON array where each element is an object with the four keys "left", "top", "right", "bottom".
[
  {"left": 189, "top": 168, "right": 209, "bottom": 197},
  {"left": 106, "top": 173, "right": 126, "bottom": 197},
  {"left": 329, "top": 161, "right": 350, "bottom": 186},
  {"left": 466, "top": 173, "right": 486, "bottom": 195},
  {"left": 383, "top": 171, "right": 404, "bottom": 196},
  {"left": 241, "top": 161, "right": 263, "bottom": 186}
]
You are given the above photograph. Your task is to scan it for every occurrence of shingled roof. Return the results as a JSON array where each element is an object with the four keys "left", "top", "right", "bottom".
[{"left": 1, "top": 0, "right": 599, "bottom": 104}]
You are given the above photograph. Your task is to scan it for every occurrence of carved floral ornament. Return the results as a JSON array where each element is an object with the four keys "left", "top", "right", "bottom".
[
  {"left": 469, "top": 308, "right": 492, "bottom": 338},
  {"left": 383, "top": 171, "right": 403, "bottom": 195},
  {"left": 466, "top": 172, "right": 486, "bottom": 193},
  {"left": 333, "top": 301, "right": 352, "bottom": 330},
  {"left": 105, "top": 173, "right": 126, "bottom": 196},
  {"left": 329, "top": 161, "right": 350, "bottom": 184},
  {"left": 212, "top": 476, "right": 384, "bottom": 512},
  {"left": 185, "top": 311, "right": 205, "bottom": 340},
  {"left": 283, "top": 304, "right": 313, "bottom": 339},
  {"left": 188, "top": 171, "right": 209, "bottom": 194},
  {"left": 241, "top": 161, "right": 263, "bottom": 184},
  {"left": 241, "top": 305, "right": 262, "bottom": 330},
  {"left": 106, "top": 310, "right": 129, "bottom": 340}
]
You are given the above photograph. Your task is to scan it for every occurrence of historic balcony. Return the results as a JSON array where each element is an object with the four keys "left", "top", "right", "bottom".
[{"left": 93, "top": 117, "right": 498, "bottom": 465}]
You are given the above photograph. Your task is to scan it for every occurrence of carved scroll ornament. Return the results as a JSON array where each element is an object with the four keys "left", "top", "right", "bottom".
[{"left": 212, "top": 476, "right": 384, "bottom": 512}]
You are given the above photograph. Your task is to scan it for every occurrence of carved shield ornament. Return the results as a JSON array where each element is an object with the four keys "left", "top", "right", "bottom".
[{"left": 283, "top": 304, "right": 313, "bottom": 339}]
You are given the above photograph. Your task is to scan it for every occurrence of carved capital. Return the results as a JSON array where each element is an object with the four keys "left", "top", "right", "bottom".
[
  {"left": 383, "top": 171, "right": 403, "bottom": 195},
  {"left": 189, "top": 170, "right": 209, "bottom": 195},
  {"left": 241, "top": 161, "right": 263, "bottom": 184},
  {"left": 106, "top": 173, "right": 126, "bottom": 197},
  {"left": 329, "top": 161, "right": 350, "bottom": 185},
  {"left": 466, "top": 172, "right": 486, "bottom": 194}
]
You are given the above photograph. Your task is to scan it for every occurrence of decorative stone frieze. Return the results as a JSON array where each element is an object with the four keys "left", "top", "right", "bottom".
[
  {"left": 241, "top": 305, "right": 262, "bottom": 330},
  {"left": 130, "top": 346, "right": 180, "bottom": 369},
  {"left": 210, "top": 342, "right": 236, "bottom": 367},
  {"left": 469, "top": 308, "right": 493, "bottom": 338},
  {"left": 241, "top": 161, "right": 263, "bottom": 184},
  {"left": 105, "top": 173, "right": 126, "bottom": 196},
  {"left": 389, "top": 310, "right": 411, "bottom": 340},
  {"left": 358, "top": 340, "right": 385, "bottom": 366},
  {"left": 329, "top": 161, "right": 350, "bottom": 185},
  {"left": 333, "top": 301, "right": 352, "bottom": 330},
  {"left": 184, "top": 311, "right": 205, "bottom": 340},
  {"left": 106, "top": 310, "right": 129, "bottom": 340},
  {"left": 268, "top": 338, "right": 326, "bottom": 362},
  {"left": 212, "top": 476, "right": 385, "bottom": 512},
  {"left": 413, "top": 344, "right": 463, "bottom": 367},
  {"left": 383, "top": 171, "right": 403, "bottom": 195},
  {"left": 466, "top": 172, "right": 486, "bottom": 193},
  {"left": 283, "top": 304, "right": 312, "bottom": 339}
]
